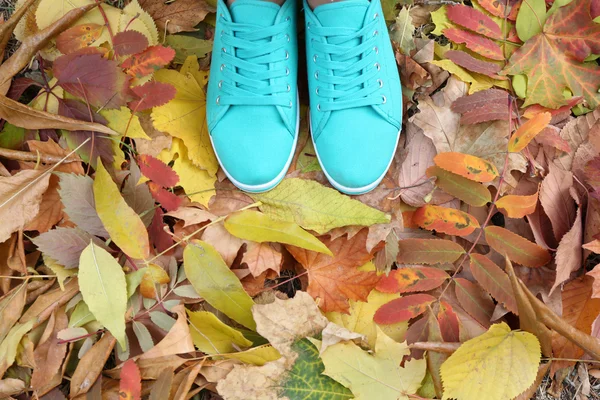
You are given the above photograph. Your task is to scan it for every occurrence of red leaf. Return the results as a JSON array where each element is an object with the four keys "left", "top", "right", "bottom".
[
  {"left": 586, "top": 156, "right": 600, "bottom": 189},
  {"left": 522, "top": 97, "right": 583, "bottom": 121},
  {"left": 454, "top": 278, "right": 494, "bottom": 326},
  {"left": 469, "top": 254, "right": 518, "bottom": 314},
  {"left": 113, "top": 30, "right": 149, "bottom": 57},
  {"left": 376, "top": 267, "right": 450, "bottom": 294},
  {"left": 119, "top": 359, "right": 141, "bottom": 400},
  {"left": 460, "top": 102, "right": 512, "bottom": 125},
  {"left": 397, "top": 239, "right": 465, "bottom": 264},
  {"left": 535, "top": 127, "right": 572, "bottom": 153},
  {"left": 478, "top": 0, "right": 519, "bottom": 20},
  {"left": 148, "top": 182, "right": 182, "bottom": 212},
  {"left": 451, "top": 88, "right": 508, "bottom": 114},
  {"left": 129, "top": 82, "right": 176, "bottom": 111},
  {"left": 443, "top": 28, "right": 504, "bottom": 60},
  {"left": 56, "top": 23, "right": 104, "bottom": 54},
  {"left": 55, "top": 53, "right": 132, "bottom": 109},
  {"left": 413, "top": 205, "right": 480, "bottom": 236},
  {"left": 373, "top": 293, "right": 437, "bottom": 324},
  {"left": 446, "top": 4, "right": 503, "bottom": 40},
  {"left": 149, "top": 208, "right": 173, "bottom": 253},
  {"left": 138, "top": 154, "right": 179, "bottom": 187},
  {"left": 484, "top": 226, "right": 552, "bottom": 267},
  {"left": 437, "top": 301, "right": 460, "bottom": 342},
  {"left": 121, "top": 45, "right": 176, "bottom": 78},
  {"left": 446, "top": 50, "right": 502, "bottom": 77}
]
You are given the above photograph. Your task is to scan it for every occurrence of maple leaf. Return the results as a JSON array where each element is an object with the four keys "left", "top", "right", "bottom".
[
  {"left": 503, "top": 0, "right": 600, "bottom": 108},
  {"left": 287, "top": 229, "right": 380, "bottom": 313},
  {"left": 121, "top": 45, "right": 175, "bottom": 78}
]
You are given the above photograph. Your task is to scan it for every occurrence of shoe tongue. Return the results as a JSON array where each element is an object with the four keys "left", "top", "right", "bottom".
[
  {"left": 229, "top": 0, "right": 280, "bottom": 26},
  {"left": 313, "top": 0, "right": 369, "bottom": 29}
]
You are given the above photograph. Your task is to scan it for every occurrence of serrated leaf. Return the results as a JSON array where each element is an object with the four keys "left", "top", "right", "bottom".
[
  {"left": 376, "top": 267, "right": 450, "bottom": 294},
  {"left": 57, "top": 173, "right": 108, "bottom": 237},
  {"left": 495, "top": 191, "right": 538, "bottom": 218},
  {"left": 443, "top": 28, "right": 504, "bottom": 60},
  {"left": 397, "top": 239, "right": 465, "bottom": 264},
  {"left": 93, "top": 160, "right": 150, "bottom": 260},
  {"left": 373, "top": 294, "right": 437, "bottom": 324},
  {"left": 413, "top": 205, "right": 480, "bottom": 236},
  {"left": 129, "top": 81, "right": 176, "bottom": 111},
  {"left": 446, "top": 4, "right": 503, "bottom": 40},
  {"left": 426, "top": 166, "right": 492, "bottom": 207},
  {"left": 187, "top": 310, "right": 252, "bottom": 354},
  {"left": 434, "top": 152, "right": 499, "bottom": 183},
  {"left": 132, "top": 321, "right": 154, "bottom": 352},
  {"left": 56, "top": 23, "right": 103, "bottom": 54},
  {"left": 113, "top": 30, "right": 149, "bottom": 57},
  {"left": 78, "top": 242, "right": 128, "bottom": 348},
  {"left": 184, "top": 240, "right": 256, "bottom": 330},
  {"left": 121, "top": 45, "right": 175, "bottom": 78},
  {"left": 119, "top": 359, "right": 141, "bottom": 400},
  {"left": 508, "top": 112, "right": 551, "bottom": 152},
  {"left": 469, "top": 254, "right": 518, "bottom": 314},
  {"left": 150, "top": 311, "right": 176, "bottom": 332},
  {"left": 440, "top": 322, "right": 541, "bottom": 400},
  {"left": 165, "top": 35, "right": 213, "bottom": 64},
  {"left": 454, "top": 278, "right": 495, "bottom": 326},
  {"left": 224, "top": 210, "right": 332, "bottom": 255},
  {"left": 484, "top": 226, "right": 551, "bottom": 267},
  {"left": 33, "top": 227, "right": 104, "bottom": 269},
  {"left": 250, "top": 178, "right": 389, "bottom": 235}
]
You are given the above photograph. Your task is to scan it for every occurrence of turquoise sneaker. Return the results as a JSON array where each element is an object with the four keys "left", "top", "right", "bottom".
[
  {"left": 207, "top": 0, "right": 299, "bottom": 193},
  {"left": 304, "top": 0, "right": 402, "bottom": 195}
]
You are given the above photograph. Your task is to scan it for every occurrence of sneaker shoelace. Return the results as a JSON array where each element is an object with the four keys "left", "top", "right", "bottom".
[
  {"left": 218, "top": 17, "right": 293, "bottom": 108},
  {"left": 310, "top": 14, "right": 384, "bottom": 112}
]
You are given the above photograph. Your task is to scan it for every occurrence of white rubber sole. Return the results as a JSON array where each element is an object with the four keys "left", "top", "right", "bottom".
[
  {"left": 209, "top": 97, "right": 300, "bottom": 194},
  {"left": 309, "top": 112, "right": 401, "bottom": 196}
]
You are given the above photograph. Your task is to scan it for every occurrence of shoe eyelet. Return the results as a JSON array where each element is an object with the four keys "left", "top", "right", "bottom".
[
  {"left": 285, "top": 34, "right": 290, "bottom": 42},
  {"left": 222, "top": 47, "right": 226, "bottom": 53},
  {"left": 220, "top": 64, "right": 226, "bottom": 71},
  {"left": 314, "top": 71, "right": 319, "bottom": 79},
  {"left": 289, "top": 101, "right": 293, "bottom": 108},
  {"left": 285, "top": 51, "right": 289, "bottom": 60},
  {"left": 373, "top": 12, "right": 379, "bottom": 19},
  {"left": 374, "top": 62, "right": 380, "bottom": 71},
  {"left": 313, "top": 54, "right": 318, "bottom": 63},
  {"left": 218, "top": 80, "right": 223, "bottom": 88},
  {"left": 307, "top": 22, "right": 311, "bottom": 30},
  {"left": 381, "top": 95, "right": 386, "bottom": 104},
  {"left": 373, "top": 30, "right": 378, "bottom": 36},
  {"left": 220, "top": 30, "right": 224, "bottom": 37},
  {"left": 285, "top": 67, "right": 290, "bottom": 75},
  {"left": 285, "top": 16, "right": 291, "bottom": 21},
  {"left": 287, "top": 84, "right": 291, "bottom": 92},
  {"left": 377, "top": 79, "right": 383, "bottom": 88},
  {"left": 373, "top": 46, "right": 379, "bottom": 54},
  {"left": 315, "top": 87, "right": 320, "bottom": 95},
  {"left": 216, "top": 96, "right": 221, "bottom": 105},
  {"left": 317, "top": 104, "right": 321, "bottom": 111}
]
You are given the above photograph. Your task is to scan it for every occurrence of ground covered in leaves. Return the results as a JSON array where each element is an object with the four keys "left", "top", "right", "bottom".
[{"left": 2, "top": 0, "right": 600, "bottom": 399}]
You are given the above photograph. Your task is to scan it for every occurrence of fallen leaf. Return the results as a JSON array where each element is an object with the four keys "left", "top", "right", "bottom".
[
  {"left": 121, "top": 45, "right": 175, "bottom": 78},
  {"left": 139, "top": 0, "right": 214, "bottom": 34},
  {"left": 129, "top": 81, "right": 176, "bottom": 111},
  {"left": 413, "top": 204, "right": 480, "bottom": 236},
  {"left": 446, "top": 50, "right": 502, "bottom": 77},
  {"left": 57, "top": 173, "right": 108, "bottom": 237},
  {"left": 113, "top": 30, "right": 149, "bottom": 57},
  {"left": 397, "top": 238, "right": 465, "bottom": 264},
  {"left": 140, "top": 304, "right": 194, "bottom": 359},
  {"left": 496, "top": 191, "right": 539, "bottom": 218},
  {"left": 0, "top": 284, "right": 26, "bottom": 343},
  {"left": 55, "top": 23, "right": 103, "bottom": 54},
  {"left": 374, "top": 293, "right": 437, "bottom": 324},
  {"left": 540, "top": 163, "right": 576, "bottom": 242},
  {"left": 242, "top": 242, "right": 283, "bottom": 277},
  {"left": 469, "top": 254, "right": 518, "bottom": 314},
  {"left": 426, "top": 166, "right": 492, "bottom": 207},
  {"left": 551, "top": 208, "right": 583, "bottom": 293},
  {"left": 0, "top": 319, "right": 35, "bottom": 376},
  {"left": 31, "top": 309, "right": 68, "bottom": 390},
  {"left": 443, "top": 28, "right": 504, "bottom": 61},
  {"left": 119, "top": 359, "right": 142, "bottom": 400},
  {"left": 187, "top": 310, "right": 252, "bottom": 354},
  {"left": 446, "top": 4, "right": 503, "bottom": 40},
  {"left": 70, "top": 332, "right": 116, "bottom": 398},
  {"left": 376, "top": 267, "right": 450, "bottom": 294},
  {"left": 508, "top": 112, "right": 552, "bottom": 152},
  {"left": 33, "top": 227, "right": 105, "bottom": 269},
  {"left": 484, "top": 226, "right": 551, "bottom": 267}
]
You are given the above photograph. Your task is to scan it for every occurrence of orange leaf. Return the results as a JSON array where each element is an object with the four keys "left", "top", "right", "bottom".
[
  {"left": 469, "top": 254, "right": 518, "bottom": 314},
  {"left": 56, "top": 23, "right": 104, "bottom": 55},
  {"left": 426, "top": 166, "right": 492, "bottom": 207},
  {"left": 373, "top": 293, "right": 437, "bottom": 324},
  {"left": 437, "top": 301, "right": 460, "bottom": 342},
  {"left": 454, "top": 278, "right": 494, "bottom": 326},
  {"left": 140, "top": 263, "right": 171, "bottom": 299},
  {"left": 508, "top": 112, "right": 552, "bottom": 152},
  {"left": 286, "top": 229, "right": 380, "bottom": 313},
  {"left": 413, "top": 205, "right": 480, "bottom": 236},
  {"left": 121, "top": 45, "right": 176, "bottom": 78},
  {"left": 397, "top": 239, "right": 465, "bottom": 265},
  {"left": 495, "top": 191, "right": 539, "bottom": 218},
  {"left": 119, "top": 359, "right": 141, "bottom": 400},
  {"left": 484, "top": 226, "right": 551, "bottom": 267},
  {"left": 434, "top": 152, "right": 499, "bottom": 183},
  {"left": 376, "top": 267, "right": 450, "bottom": 294}
]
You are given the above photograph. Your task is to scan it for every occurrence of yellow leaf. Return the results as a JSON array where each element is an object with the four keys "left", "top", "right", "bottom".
[
  {"left": 120, "top": 0, "right": 159, "bottom": 45},
  {"left": 431, "top": 59, "right": 510, "bottom": 94},
  {"left": 250, "top": 178, "right": 390, "bottom": 235},
  {"left": 440, "top": 322, "right": 541, "bottom": 400},
  {"left": 326, "top": 290, "right": 408, "bottom": 348},
  {"left": 30, "top": 78, "right": 62, "bottom": 114},
  {"left": 221, "top": 344, "right": 282, "bottom": 366},
  {"left": 0, "top": 319, "right": 35, "bottom": 376},
  {"left": 159, "top": 138, "right": 216, "bottom": 206},
  {"left": 315, "top": 334, "right": 426, "bottom": 400},
  {"left": 110, "top": 135, "right": 127, "bottom": 170},
  {"left": 152, "top": 56, "right": 218, "bottom": 176},
  {"left": 93, "top": 160, "right": 150, "bottom": 259},
  {"left": 100, "top": 107, "right": 151, "bottom": 140},
  {"left": 184, "top": 240, "right": 256, "bottom": 330},
  {"left": 78, "top": 242, "right": 128, "bottom": 348},
  {"left": 140, "top": 263, "right": 170, "bottom": 298},
  {"left": 43, "top": 255, "right": 76, "bottom": 291},
  {"left": 187, "top": 310, "right": 252, "bottom": 354},
  {"left": 224, "top": 210, "right": 332, "bottom": 256}
]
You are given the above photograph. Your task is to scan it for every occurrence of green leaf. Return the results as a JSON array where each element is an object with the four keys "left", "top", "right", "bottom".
[
  {"left": 93, "top": 160, "right": 150, "bottom": 259},
  {"left": 391, "top": 7, "right": 415, "bottom": 55},
  {"left": 69, "top": 300, "right": 95, "bottom": 328},
  {"left": 132, "top": 320, "right": 155, "bottom": 352},
  {"left": 187, "top": 309, "right": 252, "bottom": 354},
  {"left": 250, "top": 178, "right": 389, "bottom": 234},
  {"left": 0, "top": 123, "right": 27, "bottom": 150},
  {"left": 282, "top": 339, "right": 353, "bottom": 400},
  {"left": 515, "top": 0, "right": 546, "bottom": 42},
  {"left": 78, "top": 241, "right": 128, "bottom": 348},
  {"left": 0, "top": 319, "right": 35, "bottom": 376},
  {"left": 125, "top": 268, "right": 147, "bottom": 298},
  {"left": 221, "top": 344, "right": 282, "bottom": 366},
  {"left": 166, "top": 35, "right": 213, "bottom": 64},
  {"left": 184, "top": 240, "right": 256, "bottom": 330},
  {"left": 224, "top": 210, "right": 332, "bottom": 255}
]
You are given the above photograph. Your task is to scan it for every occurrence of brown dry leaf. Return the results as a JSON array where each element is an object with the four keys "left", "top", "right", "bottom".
[
  {"left": 170, "top": 362, "right": 203, "bottom": 400},
  {"left": 139, "top": 304, "right": 194, "bottom": 360},
  {"left": 0, "top": 378, "right": 26, "bottom": 397},
  {"left": 166, "top": 207, "right": 215, "bottom": 227},
  {"left": 0, "top": 283, "right": 26, "bottom": 343},
  {"left": 540, "top": 163, "right": 576, "bottom": 242},
  {"left": 20, "top": 278, "right": 78, "bottom": 326},
  {"left": 139, "top": 0, "right": 215, "bottom": 34},
  {"left": 31, "top": 307, "right": 68, "bottom": 390},
  {"left": 0, "top": 169, "right": 51, "bottom": 243},
  {"left": 287, "top": 229, "right": 380, "bottom": 313},
  {"left": 242, "top": 242, "right": 283, "bottom": 277},
  {"left": 136, "top": 114, "right": 172, "bottom": 157},
  {"left": 201, "top": 222, "right": 243, "bottom": 266},
  {"left": 105, "top": 355, "right": 187, "bottom": 380},
  {"left": 70, "top": 332, "right": 117, "bottom": 398},
  {"left": 551, "top": 208, "right": 583, "bottom": 294},
  {"left": 554, "top": 108, "right": 600, "bottom": 174}
]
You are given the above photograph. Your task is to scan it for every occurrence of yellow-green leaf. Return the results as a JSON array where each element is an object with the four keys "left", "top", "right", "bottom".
[
  {"left": 78, "top": 242, "right": 128, "bottom": 348},
  {"left": 440, "top": 322, "right": 541, "bottom": 400},
  {"left": 221, "top": 344, "right": 282, "bottom": 366},
  {"left": 224, "top": 210, "right": 332, "bottom": 256},
  {"left": 100, "top": 107, "right": 151, "bottom": 139},
  {"left": 184, "top": 240, "right": 256, "bottom": 330},
  {"left": 251, "top": 178, "right": 389, "bottom": 234},
  {"left": 0, "top": 319, "right": 35, "bottom": 376},
  {"left": 93, "top": 160, "right": 150, "bottom": 259},
  {"left": 187, "top": 310, "right": 252, "bottom": 354}
]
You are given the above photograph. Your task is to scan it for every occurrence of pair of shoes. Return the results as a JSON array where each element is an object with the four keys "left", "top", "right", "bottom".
[{"left": 206, "top": 0, "right": 402, "bottom": 195}]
